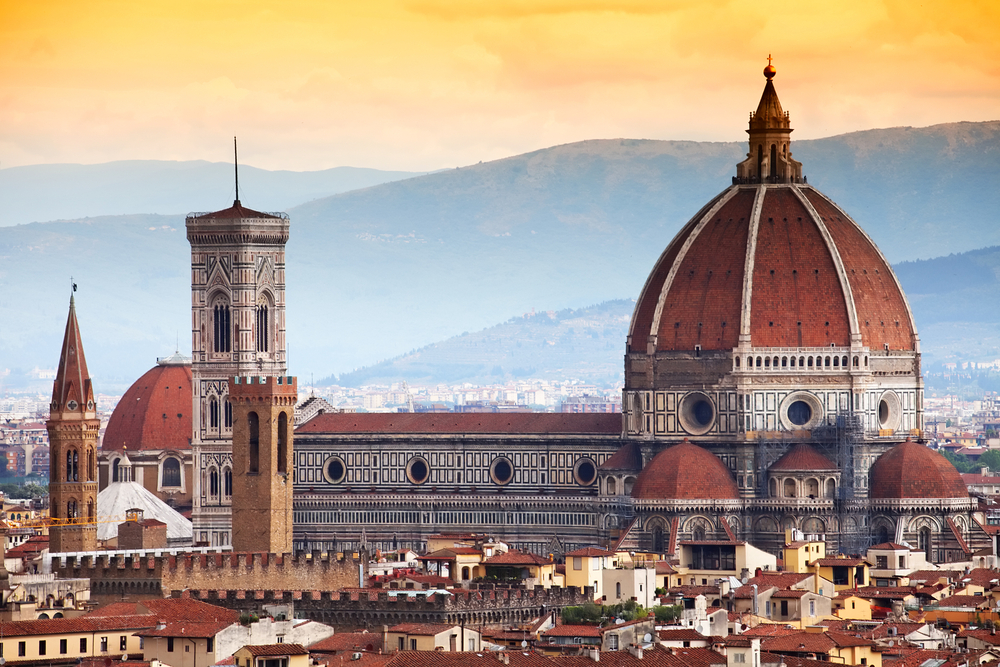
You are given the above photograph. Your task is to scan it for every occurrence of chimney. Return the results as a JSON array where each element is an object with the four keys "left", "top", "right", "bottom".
[{"left": 589, "top": 649, "right": 600, "bottom": 662}]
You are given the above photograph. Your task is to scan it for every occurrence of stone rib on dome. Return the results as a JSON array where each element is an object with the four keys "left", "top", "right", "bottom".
[
  {"left": 769, "top": 443, "right": 838, "bottom": 472},
  {"left": 869, "top": 440, "right": 968, "bottom": 500},
  {"left": 631, "top": 440, "right": 739, "bottom": 500},
  {"left": 103, "top": 359, "right": 192, "bottom": 452},
  {"left": 627, "top": 183, "right": 917, "bottom": 353}
]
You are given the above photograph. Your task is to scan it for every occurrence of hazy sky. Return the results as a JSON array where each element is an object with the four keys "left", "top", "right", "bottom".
[{"left": 2, "top": 0, "right": 997, "bottom": 172}]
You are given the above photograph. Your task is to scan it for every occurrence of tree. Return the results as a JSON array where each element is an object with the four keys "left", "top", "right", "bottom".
[
  {"left": 561, "top": 601, "right": 602, "bottom": 624},
  {"left": 654, "top": 605, "right": 683, "bottom": 622},
  {"left": 979, "top": 449, "right": 1000, "bottom": 472}
]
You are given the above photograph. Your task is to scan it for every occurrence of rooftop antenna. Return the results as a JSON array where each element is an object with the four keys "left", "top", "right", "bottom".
[{"left": 234, "top": 136, "right": 240, "bottom": 206}]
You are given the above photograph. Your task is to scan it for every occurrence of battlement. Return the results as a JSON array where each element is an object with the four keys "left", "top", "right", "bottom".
[
  {"left": 55, "top": 550, "right": 365, "bottom": 602},
  {"left": 188, "top": 584, "right": 594, "bottom": 629},
  {"left": 229, "top": 375, "right": 297, "bottom": 399}
]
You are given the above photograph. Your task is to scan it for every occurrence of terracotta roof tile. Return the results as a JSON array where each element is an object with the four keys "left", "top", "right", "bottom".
[
  {"left": 242, "top": 644, "right": 308, "bottom": 656},
  {"left": 769, "top": 444, "right": 838, "bottom": 472},
  {"left": 870, "top": 440, "right": 968, "bottom": 500},
  {"left": 297, "top": 413, "right": 620, "bottom": 435},
  {"left": 631, "top": 441, "right": 738, "bottom": 501},
  {"left": 103, "top": 362, "right": 192, "bottom": 452}
]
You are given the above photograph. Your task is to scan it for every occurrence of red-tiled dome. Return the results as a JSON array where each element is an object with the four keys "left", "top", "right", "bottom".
[
  {"left": 103, "top": 354, "right": 192, "bottom": 452},
  {"left": 627, "top": 185, "right": 917, "bottom": 353},
  {"left": 769, "top": 443, "right": 838, "bottom": 472},
  {"left": 631, "top": 440, "right": 739, "bottom": 500},
  {"left": 869, "top": 440, "right": 968, "bottom": 499}
]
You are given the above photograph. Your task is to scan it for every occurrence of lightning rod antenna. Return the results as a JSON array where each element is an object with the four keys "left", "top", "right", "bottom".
[{"left": 234, "top": 136, "right": 239, "bottom": 205}]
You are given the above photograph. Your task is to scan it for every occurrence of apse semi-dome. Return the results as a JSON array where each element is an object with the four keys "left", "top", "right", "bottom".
[
  {"left": 103, "top": 353, "right": 192, "bottom": 452},
  {"left": 630, "top": 440, "right": 739, "bottom": 501},
  {"left": 869, "top": 439, "right": 967, "bottom": 500},
  {"left": 622, "top": 63, "right": 923, "bottom": 442}
]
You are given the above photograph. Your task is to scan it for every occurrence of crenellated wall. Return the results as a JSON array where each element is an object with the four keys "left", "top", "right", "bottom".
[
  {"left": 185, "top": 584, "right": 594, "bottom": 629},
  {"left": 52, "top": 550, "right": 366, "bottom": 603}
]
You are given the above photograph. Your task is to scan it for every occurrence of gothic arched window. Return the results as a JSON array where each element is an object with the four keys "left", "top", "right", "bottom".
[
  {"left": 209, "top": 396, "right": 219, "bottom": 429},
  {"left": 162, "top": 457, "right": 181, "bottom": 487},
  {"left": 213, "top": 299, "right": 232, "bottom": 353},
  {"left": 223, "top": 467, "right": 233, "bottom": 498},
  {"left": 256, "top": 301, "right": 269, "bottom": 353},
  {"left": 224, "top": 398, "right": 233, "bottom": 429},
  {"left": 209, "top": 468, "right": 219, "bottom": 497}
]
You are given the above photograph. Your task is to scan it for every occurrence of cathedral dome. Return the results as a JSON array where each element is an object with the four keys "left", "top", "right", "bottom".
[
  {"left": 869, "top": 439, "right": 967, "bottom": 500},
  {"left": 103, "top": 354, "right": 192, "bottom": 452},
  {"left": 626, "top": 67, "right": 917, "bottom": 356},
  {"left": 627, "top": 183, "right": 917, "bottom": 354},
  {"left": 631, "top": 440, "right": 739, "bottom": 500}
]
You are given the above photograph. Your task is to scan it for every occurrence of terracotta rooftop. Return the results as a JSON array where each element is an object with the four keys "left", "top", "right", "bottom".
[
  {"left": 542, "top": 624, "right": 602, "bottom": 638},
  {"left": 627, "top": 178, "right": 917, "bottom": 354},
  {"left": 870, "top": 440, "right": 968, "bottom": 500},
  {"left": 297, "top": 413, "right": 621, "bottom": 435},
  {"left": 631, "top": 441, "right": 739, "bottom": 501},
  {"left": 0, "top": 615, "right": 157, "bottom": 637},
  {"left": 599, "top": 441, "right": 642, "bottom": 471},
  {"left": 241, "top": 643, "right": 308, "bottom": 656},
  {"left": 103, "top": 360, "right": 192, "bottom": 452},
  {"left": 388, "top": 623, "right": 458, "bottom": 636},
  {"left": 769, "top": 443, "right": 838, "bottom": 472},
  {"left": 564, "top": 547, "right": 612, "bottom": 558},
  {"left": 482, "top": 549, "right": 551, "bottom": 566},
  {"left": 188, "top": 202, "right": 283, "bottom": 220}
]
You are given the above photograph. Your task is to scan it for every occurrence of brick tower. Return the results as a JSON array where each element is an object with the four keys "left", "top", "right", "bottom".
[
  {"left": 46, "top": 295, "right": 99, "bottom": 553},
  {"left": 229, "top": 375, "right": 296, "bottom": 553},
  {"left": 186, "top": 194, "right": 290, "bottom": 547}
]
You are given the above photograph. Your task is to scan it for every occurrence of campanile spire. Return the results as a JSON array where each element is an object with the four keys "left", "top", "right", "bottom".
[
  {"left": 736, "top": 57, "right": 803, "bottom": 183},
  {"left": 47, "top": 294, "right": 99, "bottom": 553}
]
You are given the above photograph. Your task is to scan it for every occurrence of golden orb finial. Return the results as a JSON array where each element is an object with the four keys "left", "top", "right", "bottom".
[{"left": 764, "top": 53, "right": 776, "bottom": 80}]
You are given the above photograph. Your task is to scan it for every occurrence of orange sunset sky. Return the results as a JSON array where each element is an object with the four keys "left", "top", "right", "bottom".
[{"left": 2, "top": 0, "right": 998, "bottom": 172}]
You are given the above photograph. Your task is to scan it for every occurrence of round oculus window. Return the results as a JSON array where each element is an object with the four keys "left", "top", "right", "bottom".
[
  {"left": 787, "top": 400, "right": 812, "bottom": 426},
  {"left": 574, "top": 458, "right": 597, "bottom": 486},
  {"left": 323, "top": 456, "right": 346, "bottom": 484},
  {"left": 878, "top": 391, "right": 902, "bottom": 431},
  {"left": 490, "top": 457, "right": 514, "bottom": 485},
  {"left": 406, "top": 456, "right": 430, "bottom": 485},
  {"left": 778, "top": 391, "right": 824, "bottom": 430},
  {"left": 678, "top": 392, "right": 716, "bottom": 436}
]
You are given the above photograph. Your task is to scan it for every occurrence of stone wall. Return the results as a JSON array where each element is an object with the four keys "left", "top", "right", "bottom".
[
  {"left": 52, "top": 551, "right": 366, "bottom": 604},
  {"left": 188, "top": 584, "right": 593, "bottom": 630}
]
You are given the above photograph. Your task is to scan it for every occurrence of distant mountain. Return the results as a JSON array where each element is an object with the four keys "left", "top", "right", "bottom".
[
  {"left": 332, "top": 300, "right": 633, "bottom": 387},
  {"left": 2, "top": 122, "right": 999, "bottom": 390},
  {"left": 0, "top": 161, "right": 428, "bottom": 226}
]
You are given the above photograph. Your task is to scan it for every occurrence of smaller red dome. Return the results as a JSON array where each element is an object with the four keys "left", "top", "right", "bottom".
[
  {"left": 869, "top": 440, "right": 967, "bottom": 500},
  {"left": 103, "top": 354, "right": 192, "bottom": 452},
  {"left": 631, "top": 440, "right": 739, "bottom": 500},
  {"left": 769, "top": 443, "right": 838, "bottom": 472}
]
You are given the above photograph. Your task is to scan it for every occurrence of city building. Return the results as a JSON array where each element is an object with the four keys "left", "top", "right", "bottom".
[{"left": 283, "top": 62, "right": 984, "bottom": 564}]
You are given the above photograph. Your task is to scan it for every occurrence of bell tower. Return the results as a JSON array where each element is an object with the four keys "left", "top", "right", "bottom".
[
  {"left": 186, "top": 149, "right": 290, "bottom": 547},
  {"left": 46, "top": 295, "right": 99, "bottom": 553},
  {"left": 229, "top": 375, "right": 296, "bottom": 554}
]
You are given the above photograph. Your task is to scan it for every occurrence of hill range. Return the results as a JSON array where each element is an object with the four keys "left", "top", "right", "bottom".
[{"left": 1, "top": 121, "right": 998, "bottom": 390}]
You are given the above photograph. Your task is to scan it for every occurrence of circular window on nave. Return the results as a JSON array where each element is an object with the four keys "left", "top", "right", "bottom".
[
  {"left": 779, "top": 391, "right": 824, "bottom": 430},
  {"left": 490, "top": 457, "right": 514, "bottom": 485},
  {"left": 574, "top": 458, "right": 598, "bottom": 486},
  {"left": 323, "top": 456, "right": 346, "bottom": 484},
  {"left": 678, "top": 391, "right": 716, "bottom": 435},
  {"left": 406, "top": 456, "right": 430, "bottom": 484}
]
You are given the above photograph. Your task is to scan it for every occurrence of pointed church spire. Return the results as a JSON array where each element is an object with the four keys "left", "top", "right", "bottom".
[
  {"left": 51, "top": 293, "right": 94, "bottom": 416},
  {"left": 735, "top": 56, "right": 803, "bottom": 184}
]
